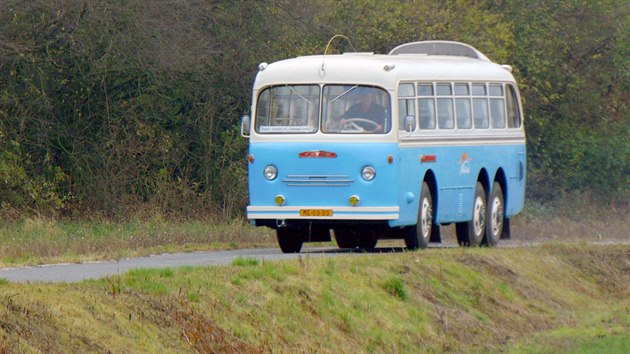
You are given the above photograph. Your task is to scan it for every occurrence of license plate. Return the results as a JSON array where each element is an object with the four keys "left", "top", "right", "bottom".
[{"left": 299, "top": 209, "right": 333, "bottom": 217}]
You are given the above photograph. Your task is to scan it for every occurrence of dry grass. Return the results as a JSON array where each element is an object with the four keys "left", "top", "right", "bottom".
[{"left": 0, "top": 218, "right": 275, "bottom": 267}]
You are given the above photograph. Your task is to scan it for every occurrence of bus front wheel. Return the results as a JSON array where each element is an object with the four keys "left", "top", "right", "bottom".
[
  {"left": 456, "top": 182, "right": 486, "bottom": 247},
  {"left": 276, "top": 227, "right": 304, "bottom": 253},
  {"left": 405, "top": 182, "right": 432, "bottom": 250}
]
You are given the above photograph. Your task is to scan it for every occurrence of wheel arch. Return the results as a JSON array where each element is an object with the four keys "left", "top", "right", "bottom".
[
  {"left": 493, "top": 168, "right": 508, "bottom": 208},
  {"left": 477, "top": 168, "right": 490, "bottom": 193},
  {"left": 423, "top": 169, "right": 438, "bottom": 210}
]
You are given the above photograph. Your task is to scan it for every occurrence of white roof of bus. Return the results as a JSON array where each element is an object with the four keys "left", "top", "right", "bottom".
[{"left": 254, "top": 52, "right": 516, "bottom": 90}]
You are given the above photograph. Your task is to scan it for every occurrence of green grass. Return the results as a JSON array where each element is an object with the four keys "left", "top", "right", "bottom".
[
  {"left": 231, "top": 256, "right": 260, "bottom": 267},
  {"left": 382, "top": 276, "right": 408, "bottom": 301},
  {"left": 1, "top": 244, "right": 628, "bottom": 353}
]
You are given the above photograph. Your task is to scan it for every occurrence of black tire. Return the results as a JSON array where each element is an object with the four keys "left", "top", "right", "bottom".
[
  {"left": 483, "top": 182, "right": 504, "bottom": 247},
  {"left": 276, "top": 228, "right": 304, "bottom": 253},
  {"left": 334, "top": 228, "right": 358, "bottom": 249},
  {"left": 405, "top": 182, "right": 432, "bottom": 250},
  {"left": 456, "top": 182, "right": 486, "bottom": 247},
  {"left": 357, "top": 230, "right": 378, "bottom": 249}
]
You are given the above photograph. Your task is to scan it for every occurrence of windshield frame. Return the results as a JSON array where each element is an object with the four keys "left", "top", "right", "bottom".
[{"left": 253, "top": 84, "right": 392, "bottom": 135}]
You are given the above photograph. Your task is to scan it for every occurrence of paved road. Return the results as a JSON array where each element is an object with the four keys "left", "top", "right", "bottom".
[
  {"left": 0, "top": 246, "right": 368, "bottom": 283},
  {"left": 2, "top": 240, "right": 627, "bottom": 283}
]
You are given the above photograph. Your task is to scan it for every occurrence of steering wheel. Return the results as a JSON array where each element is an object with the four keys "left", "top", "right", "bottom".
[{"left": 342, "top": 118, "right": 380, "bottom": 132}]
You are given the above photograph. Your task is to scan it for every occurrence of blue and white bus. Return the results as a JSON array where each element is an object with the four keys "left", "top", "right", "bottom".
[{"left": 241, "top": 41, "right": 526, "bottom": 253}]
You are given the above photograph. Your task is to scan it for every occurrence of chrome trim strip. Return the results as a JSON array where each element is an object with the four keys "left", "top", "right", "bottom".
[
  {"left": 286, "top": 174, "right": 350, "bottom": 178},
  {"left": 282, "top": 174, "right": 355, "bottom": 187},
  {"left": 399, "top": 134, "right": 525, "bottom": 147},
  {"left": 286, "top": 183, "right": 351, "bottom": 187}
]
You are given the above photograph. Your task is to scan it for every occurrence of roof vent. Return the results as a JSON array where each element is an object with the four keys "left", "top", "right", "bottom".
[{"left": 389, "top": 41, "right": 490, "bottom": 61}]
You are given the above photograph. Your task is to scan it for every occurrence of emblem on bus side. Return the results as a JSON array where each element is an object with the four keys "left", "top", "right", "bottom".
[
  {"left": 459, "top": 153, "right": 472, "bottom": 175},
  {"left": 299, "top": 150, "right": 337, "bottom": 158}
]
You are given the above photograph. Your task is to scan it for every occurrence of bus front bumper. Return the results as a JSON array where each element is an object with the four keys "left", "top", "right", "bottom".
[{"left": 246, "top": 206, "right": 399, "bottom": 221}]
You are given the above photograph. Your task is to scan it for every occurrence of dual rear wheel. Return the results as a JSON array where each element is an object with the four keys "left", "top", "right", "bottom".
[{"left": 456, "top": 181, "right": 504, "bottom": 247}]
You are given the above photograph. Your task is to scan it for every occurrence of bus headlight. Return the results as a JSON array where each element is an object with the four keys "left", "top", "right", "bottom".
[
  {"left": 361, "top": 166, "right": 376, "bottom": 181},
  {"left": 264, "top": 165, "right": 278, "bottom": 180}
]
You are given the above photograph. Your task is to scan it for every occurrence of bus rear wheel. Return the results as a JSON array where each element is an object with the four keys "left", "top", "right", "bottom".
[
  {"left": 483, "top": 182, "right": 504, "bottom": 247},
  {"left": 276, "top": 227, "right": 304, "bottom": 253},
  {"left": 405, "top": 182, "right": 432, "bottom": 250},
  {"left": 456, "top": 182, "right": 486, "bottom": 247}
]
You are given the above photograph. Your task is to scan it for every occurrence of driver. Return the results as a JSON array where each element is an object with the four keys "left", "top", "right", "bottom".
[{"left": 340, "top": 89, "right": 386, "bottom": 132}]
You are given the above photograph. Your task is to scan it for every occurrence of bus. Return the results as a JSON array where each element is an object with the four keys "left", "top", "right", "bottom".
[{"left": 241, "top": 40, "right": 526, "bottom": 253}]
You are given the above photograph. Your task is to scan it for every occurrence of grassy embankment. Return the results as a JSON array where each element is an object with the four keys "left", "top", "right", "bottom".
[{"left": 1, "top": 244, "right": 629, "bottom": 353}]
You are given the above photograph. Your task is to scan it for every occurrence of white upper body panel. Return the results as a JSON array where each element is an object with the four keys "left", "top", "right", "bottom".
[
  {"left": 254, "top": 53, "right": 516, "bottom": 91},
  {"left": 249, "top": 42, "right": 523, "bottom": 143}
]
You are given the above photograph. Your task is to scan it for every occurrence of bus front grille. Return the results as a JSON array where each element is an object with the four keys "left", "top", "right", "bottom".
[{"left": 283, "top": 174, "right": 354, "bottom": 187}]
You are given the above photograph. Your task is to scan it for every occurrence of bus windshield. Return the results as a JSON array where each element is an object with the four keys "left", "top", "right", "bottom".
[
  {"left": 255, "top": 85, "right": 320, "bottom": 134},
  {"left": 322, "top": 85, "right": 391, "bottom": 134},
  {"left": 254, "top": 85, "right": 391, "bottom": 134}
]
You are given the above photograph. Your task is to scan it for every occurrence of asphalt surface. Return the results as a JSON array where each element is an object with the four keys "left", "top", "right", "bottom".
[{"left": 0, "top": 246, "right": 371, "bottom": 283}]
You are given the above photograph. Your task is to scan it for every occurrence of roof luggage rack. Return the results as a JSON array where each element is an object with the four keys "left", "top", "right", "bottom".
[{"left": 389, "top": 40, "right": 490, "bottom": 61}]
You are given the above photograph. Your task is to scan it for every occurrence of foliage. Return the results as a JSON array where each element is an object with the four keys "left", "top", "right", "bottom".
[{"left": 0, "top": 0, "right": 627, "bottom": 219}]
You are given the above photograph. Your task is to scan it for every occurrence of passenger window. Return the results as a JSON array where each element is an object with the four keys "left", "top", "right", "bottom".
[
  {"left": 472, "top": 84, "right": 486, "bottom": 96},
  {"left": 455, "top": 83, "right": 469, "bottom": 95},
  {"left": 506, "top": 84, "right": 522, "bottom": 128},
  {"left": 398, "top": 99, "right": 415, "bottom": 131},
  {"left": 436, "top": 83, "right": 452, "bottom": 96},
  {"left": 418, "top": 98, "right": 436, "bottom": 129},
  {"left": 418, "top": 84, "right": 433, "bottom": 96},
  {"left": 456, "top": 98, "right": 472, "bottom": 129},
  {"left": 490, "top": 98, "right": 506, "bottom": 128},
  {"left": 437, "top": 98, "right": 454, "bottom": 129},
  {"left": 489, "top": 84, "right": 503, "bottom": 96},
  {"left": 399, "top": 83, "right": 415, "bottom": 97},
  {"left": 473, "top": 98, "right": 489, "bottom": 128},
  {"left": 398, "top": 83, "right": 416, "bottom": 131}
]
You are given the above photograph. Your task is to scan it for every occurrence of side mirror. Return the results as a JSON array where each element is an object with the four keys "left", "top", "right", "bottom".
[
  {"left": 241, "top": 114, "right": 251, "bottom": 137},
  {"left": 404, "top": 115, "right": 416, "bottom": 132}
]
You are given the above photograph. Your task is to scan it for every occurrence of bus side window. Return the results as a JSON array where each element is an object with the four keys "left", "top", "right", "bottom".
[
  {"left": 398, "top": 83, "right": 416, "bottom": 131},
  {"left": 398, "top": 100, "right": 415, "bottom": 130},
  {"left": 506, "top": 84, "right": 522, "bottom": 128},
  {"left": 418, "top": 83, "right": 436, "bottom": 130},
  {"left": 456, "top": 98, "right": 472, "bottom": 129},
  {"left": 436, "top": 83, "right": 453, "bottom": 129},
  {"left": 437, "top": 98, "right": 454, "bottom": 129},
  {"left": 473, "top": 98, "right": 489, "bottom": 129},
  {"left": 418, "top": 98, "right": 436, "bottom": 129},
  {"left": 455, "top": 83, "right": 471, "bottom": 129},
  {"left": 489, "top": 84, "right": 505, "bottom": 128},
  {"left": 472, "top": 84, "right": 488, "bottom": 129},
  {"left": 490, "top": 98, "right": 506, "bottom": 128}
]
